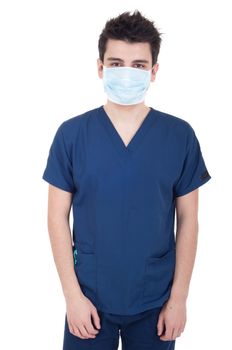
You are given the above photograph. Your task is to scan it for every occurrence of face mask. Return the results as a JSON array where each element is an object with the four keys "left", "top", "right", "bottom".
[{"left": 102, "top": 65, "right": 152, "bottom": 105}]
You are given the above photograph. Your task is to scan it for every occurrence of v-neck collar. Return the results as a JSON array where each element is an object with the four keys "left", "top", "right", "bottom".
[{"left": 97, "top": 105, "right": 157, "bottom": 159}]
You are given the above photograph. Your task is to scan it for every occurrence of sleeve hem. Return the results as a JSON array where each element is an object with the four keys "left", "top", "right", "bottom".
[
  {"left": 175, "top": 175, "right": 212, "bottom": 197},
  {"left": 42, "top": 174, "right": 74, "bottom": 193}
]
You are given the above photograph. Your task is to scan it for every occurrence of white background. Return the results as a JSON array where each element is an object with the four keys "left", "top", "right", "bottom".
[{"left": 0, "top": 1, "right": 231, "bottom": 349}]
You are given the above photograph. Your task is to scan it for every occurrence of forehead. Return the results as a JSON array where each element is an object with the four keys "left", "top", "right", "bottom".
[{"left": 105, "top": 39, "right": 152, "bottom": 61}]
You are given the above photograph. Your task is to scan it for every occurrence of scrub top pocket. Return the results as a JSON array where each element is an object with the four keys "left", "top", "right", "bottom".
[
  {"left": 74, "top": 250, "right": 97, "bottom": 304},
  {"left": 143, "top": 248, "right": 176, "bottom": 303}
]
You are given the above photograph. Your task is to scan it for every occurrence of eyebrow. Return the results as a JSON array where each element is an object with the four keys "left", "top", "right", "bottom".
[{"left": 106, "top": 57, "right": 149, "bottom": 64}]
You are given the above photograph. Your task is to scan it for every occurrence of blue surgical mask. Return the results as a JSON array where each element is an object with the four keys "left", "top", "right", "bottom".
[{"left": 102, "top": 65, "right": 152, "bottom": 105}]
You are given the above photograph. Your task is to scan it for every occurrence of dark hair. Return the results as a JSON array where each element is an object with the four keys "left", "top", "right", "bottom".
[{"left": 98, "top": 10, "right": 163, "bottom": 66}]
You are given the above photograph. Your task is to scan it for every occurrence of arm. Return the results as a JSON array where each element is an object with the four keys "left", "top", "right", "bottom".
[
  {"left": 157, "top": 188, "right": 199, "bottom": 341},
  {"left": 171, "top": 187, "right": 199, "bottom": 301},
  {"left": 47, "top": 184, "right": 101, "bottom": 339},
  {"left": 47, "top": 184, "right": 82, "bottom": 301}
]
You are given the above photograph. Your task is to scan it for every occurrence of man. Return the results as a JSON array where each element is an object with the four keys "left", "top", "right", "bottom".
[{"left": 42, "top": 10, "right": 211, "bottom": 350}]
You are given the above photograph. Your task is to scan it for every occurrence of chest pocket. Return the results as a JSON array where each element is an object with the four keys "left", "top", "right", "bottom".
[{"left": 143, "top": 248, "right": 176, "bottom": 302}]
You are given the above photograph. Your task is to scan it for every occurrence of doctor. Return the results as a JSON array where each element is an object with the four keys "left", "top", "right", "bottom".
[{"left": 42, "top": 10, "right": 211, "bottom": 350}]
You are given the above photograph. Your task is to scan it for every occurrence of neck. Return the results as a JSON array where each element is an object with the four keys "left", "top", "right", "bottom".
[{"left": 103, "top": 100, "right": 150, "bottom": 122}]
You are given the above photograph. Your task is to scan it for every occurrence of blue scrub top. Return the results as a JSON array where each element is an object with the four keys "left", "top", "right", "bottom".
[{"left": 42, "top": 105, "right": 211, "bottom": 315}]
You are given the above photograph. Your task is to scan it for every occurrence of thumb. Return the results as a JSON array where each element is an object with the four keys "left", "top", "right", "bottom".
[
  {"left": 91, "top": 308, "right": 101, "bottom": 330},
  {"left": 157, "top": 314, "right": 164, "bottom": 336}
]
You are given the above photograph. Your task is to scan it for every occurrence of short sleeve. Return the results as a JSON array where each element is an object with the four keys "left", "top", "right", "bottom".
[
  {"left": 174, "top": 125, "right": 211, "bottom": 197},
  {"left": 42, "top": 123, "right": 76, "bottom": 193}
]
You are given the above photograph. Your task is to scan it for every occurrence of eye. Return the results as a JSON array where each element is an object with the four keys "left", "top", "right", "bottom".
[
  {"left": 111, "top": 62, "right": 121, "bottom": 67},
  {"left": 134, "top": 64, "right": 145, "bottom": 69}
]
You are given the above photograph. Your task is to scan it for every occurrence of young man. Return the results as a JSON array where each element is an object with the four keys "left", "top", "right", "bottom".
[{"left": 42, "top": 10, "right": 211, "bottom": 350}]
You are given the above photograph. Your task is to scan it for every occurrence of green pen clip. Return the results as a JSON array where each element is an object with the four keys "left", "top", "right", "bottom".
[{"left": 73, "top": 248, "right": 78, "bottom": 265}]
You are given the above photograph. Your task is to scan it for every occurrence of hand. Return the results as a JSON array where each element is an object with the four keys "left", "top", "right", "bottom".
[
  {"left": 157, "top": 297, "right": 187, "bottom": 341},
  {"left": 66, "top": 293, "right": 101, "bottom": 339}
]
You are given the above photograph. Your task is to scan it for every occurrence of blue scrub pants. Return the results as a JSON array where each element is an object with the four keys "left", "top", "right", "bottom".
[{"left": 63, "top": 306, "right": 176, "bottom": 350}]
